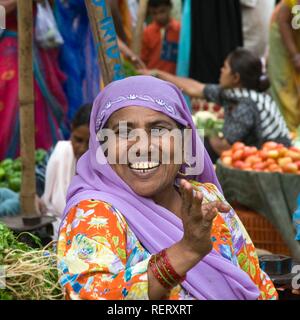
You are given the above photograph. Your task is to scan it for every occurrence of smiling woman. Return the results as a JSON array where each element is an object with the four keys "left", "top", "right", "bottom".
[{"left": 57, "top": 76, "right": 277, "bottom": 300}]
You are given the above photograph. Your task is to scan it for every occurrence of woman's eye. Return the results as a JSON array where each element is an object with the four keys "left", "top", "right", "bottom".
[
  {"left": 75, "top": 137, "right": 84, "bottom": 143},
  {"left": 151, "top": 128, "right": 170, "bottom": 136},
  {"left": 116, "top": 129, "right": 131, "bottom": 138}
]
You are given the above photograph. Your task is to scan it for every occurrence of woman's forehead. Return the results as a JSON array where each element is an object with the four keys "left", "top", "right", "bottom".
[{"left": 106, "top": 106, "right": 178, "bottom": 126}]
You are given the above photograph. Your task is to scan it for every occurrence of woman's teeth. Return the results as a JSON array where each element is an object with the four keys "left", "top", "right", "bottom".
[{"left": 129, "top": 162, "right": 160, "bottom": 170}]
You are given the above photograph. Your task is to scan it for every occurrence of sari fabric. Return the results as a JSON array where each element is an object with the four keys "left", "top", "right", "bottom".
[
  {"left": 57, "top": 183, "right": 277, "bottom": 300},
  {"left": 0, "top": 31, "right": 68, "bottom": 160}
]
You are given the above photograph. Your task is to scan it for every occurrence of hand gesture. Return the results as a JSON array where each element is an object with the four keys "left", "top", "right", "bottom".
[{"left": 179, "top": 179, "right": 230, "bottom": 258}]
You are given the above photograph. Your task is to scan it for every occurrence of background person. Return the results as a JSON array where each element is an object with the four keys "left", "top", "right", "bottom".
[
  {"left": 0, "top": 0, "right": 68, "bottom": 160},
  {"left": 42, "top": 103, "right": 92, "bottom": 238},
  {"left": 268, "top": 0, "right": 300, "bottom": 131},
  {"left": 140, "top": 48, "right": 291, "bottom": 160},
  {"left": 141, "top": 0, "right": 180, "bottom": 74}
]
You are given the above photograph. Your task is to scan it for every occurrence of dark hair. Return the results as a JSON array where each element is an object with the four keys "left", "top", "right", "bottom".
[
  {"left": 71, "top": 103, "right": 93, "bottom": 129},
  {"left": 227, "top": 48, "right": 270, "bottom": 92},
  {"left": 148, "top": 0, "right": 172, "bottom": 8}
]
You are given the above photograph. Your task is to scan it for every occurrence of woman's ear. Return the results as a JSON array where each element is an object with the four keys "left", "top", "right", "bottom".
[{"left": 233, "top": 73, "right": 241, "bottom": 87}]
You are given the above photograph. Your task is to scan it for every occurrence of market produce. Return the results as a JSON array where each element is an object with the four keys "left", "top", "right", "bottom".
[
  {"left": 220, "top": 142, "right": 300, "bottom": 174},
  {"left": 0, "top": 223, "right": 63, "bottom": 300},
  {"left": 192, "top": 111, "right": 224, "bottom": 138},
  {"left": 0, "top": 149, "right": 47, "bottom": 192}
]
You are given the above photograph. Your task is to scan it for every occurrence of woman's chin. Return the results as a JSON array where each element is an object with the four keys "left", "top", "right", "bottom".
[{"left": 129, "top": 182, "right": 160, "bottom": 198}]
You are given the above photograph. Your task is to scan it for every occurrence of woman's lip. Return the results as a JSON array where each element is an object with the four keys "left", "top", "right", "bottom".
[{"left": 129, "top": 165, "right": 160, "bottom": 178}]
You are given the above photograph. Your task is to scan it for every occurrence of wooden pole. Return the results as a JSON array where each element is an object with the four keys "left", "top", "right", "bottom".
[
  {"left": 18, "top": 0, "right": 38, "bottom": 223},
  {"left": 132, "top": 0, "right": 148, "bottom": 56},
  {"left": 85, "top": 0, "right": 124, "bottom": 86}
]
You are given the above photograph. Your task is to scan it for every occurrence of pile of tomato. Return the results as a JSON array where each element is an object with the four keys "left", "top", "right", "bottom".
[{"left": 221, "top": 142, "right": 300, "bottom": 174}]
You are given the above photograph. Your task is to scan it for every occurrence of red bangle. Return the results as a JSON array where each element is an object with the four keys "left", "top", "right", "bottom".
[
  {"left": 149, "top": 250, "right": 186, "bottom": 290},
  {"left": 160, "top": 249, "right": 186, "bottom": 283},
  {"left": 149, "top": 255, "right": 174, "bottom": 290}
]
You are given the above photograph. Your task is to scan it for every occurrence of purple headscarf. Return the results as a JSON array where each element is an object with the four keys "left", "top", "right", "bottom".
[{"left": 63, "top": 76, "right": 260, "bottom": 300}]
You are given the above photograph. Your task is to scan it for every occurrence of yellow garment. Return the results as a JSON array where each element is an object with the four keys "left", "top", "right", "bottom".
[
  {"left": 283, "top": 0, "right": 298, "bottom": 9},
  {"left": 268, "top": 2, "right": 300, "bottom": 131}
]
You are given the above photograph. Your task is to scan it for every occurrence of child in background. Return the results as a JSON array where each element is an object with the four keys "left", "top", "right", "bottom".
[
  {"left": 141, "top": 0, "right": 180, "bottom": 74},
  {"left": 42, "top": 103, "right": 92, "bottom": 238},
  {"left": 0, "top": 104, "right": 92, "bottom": 230}
]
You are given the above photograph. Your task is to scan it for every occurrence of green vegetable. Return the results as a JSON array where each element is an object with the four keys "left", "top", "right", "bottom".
[
  {"left": 8, "top": 177, "right": 21, "bottom": 192},
  {"left": 0, "top": 159, "right": 13, "bottom": 171},
  {"left": 194, "top": 113, "right": 224, "bottom": 138},
  {"left": 0, "top": 167, "right": 5, "bottom": 181},
  {"left": 0, "top": 223, "right": 63, "bottom": 300},
  {"left": 35, "top": 149, "right": 47, "bottom": 165},
  {"left": 12, "top": 158, "right": 22, "bottom": 172},
  {"left": 0, "top": 148, "right": 47, "bottom": 193}
]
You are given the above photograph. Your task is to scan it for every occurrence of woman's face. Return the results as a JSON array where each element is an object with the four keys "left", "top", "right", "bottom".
[
  {"left": 219, "top": 59, "right": 241, "bottom": 89},
  {"left": 150, "top": 5, "right": 171, "bottom": 26},
  {"left": 104, "top": 106, "right": 182, "bottom": 198},
  {"left": 70, "top": 125, "right": 90, "bottom": 160}
]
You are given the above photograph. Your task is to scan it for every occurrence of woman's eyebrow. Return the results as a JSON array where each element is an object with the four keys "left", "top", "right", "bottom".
[
  {"left": 147, "top": 120, "right": 176, "bottom": 128},
  {"left": 110, "top": 121, "right": 134, "bottom": 130}
]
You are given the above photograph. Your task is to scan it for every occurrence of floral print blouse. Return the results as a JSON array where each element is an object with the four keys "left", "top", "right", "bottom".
[{"left": 57, "top": 182, "right": 278, "bottom": 300}]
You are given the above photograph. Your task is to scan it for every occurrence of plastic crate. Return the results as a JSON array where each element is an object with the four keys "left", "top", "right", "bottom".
[{"left": 234, "top": 204, "right": 291, "bottom": 256}]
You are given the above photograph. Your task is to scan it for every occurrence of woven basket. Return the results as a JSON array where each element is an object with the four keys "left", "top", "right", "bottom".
[{"left": 233, "top": 203, "right": 291, "bottom": 256}]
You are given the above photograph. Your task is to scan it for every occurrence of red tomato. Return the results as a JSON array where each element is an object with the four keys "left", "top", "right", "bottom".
[
  {"left": 222, "top": 156, "right": 232, "bottom": 167},
  {"left": 277, "top": 147, "right": 288, "bottom": 158},
  {"left": 278, "top": 157, "right": 293, "bottom": 168},
  {"left": 268, "top": 164, "right": 283, "bottom": 173},
  {"left": 252, "top": 162, "right": 268, "bottom": 171},
  {"left": 263, "top": 141, "right": 278, "bottom": 150},
  {"left": 258, "top": 150, "right": 268, "bottom": 160},
  {"left": 286, "top": 150, "right": 300, "bottom": 161},
  {"left": 266, "top": 158, "right": 276, "bottom": 166},
  {"left": 289, "top": 146, "right": 300, "bottom": 153},
  {"left": 232, "top": 142, "right": 245, "bottom": 152},
  {"left": 295, "top": 161, "right": 300, "bottom": 170},
  {"left": 233, "top": 161, "right": 245, "bottom": 169},
  {"left": 243, "top": 146, "right": 258, "bottom": 158},
  {"left": 267, "top": 150, "right": 280, "bottom": 159},
  {"left": 221, "top": 150, "right": 232, "bottom": 159},
  {"left": 245, "top": 156, "right": 262, "bottom": 165},
  {"left": 282, "top": 163, "right": 298, "bottom": 173},
  {"left": 232, "top": 149, "right": 244, "bottom": 161}
]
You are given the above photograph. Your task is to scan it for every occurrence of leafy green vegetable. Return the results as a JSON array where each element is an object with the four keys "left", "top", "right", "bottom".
[
  {"left": 0, "top": 223, "right": 63, "bottom": 300},
  {"left": 0, "top": 168, "right": 5, "bottom": 182},
  {"left": 0, "top": 149, "right": 47, "bottom": 193}
]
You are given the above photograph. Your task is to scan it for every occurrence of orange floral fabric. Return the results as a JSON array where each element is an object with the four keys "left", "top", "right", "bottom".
[{"left": 57, "top": 182, "right": 278, "bottom": 300}]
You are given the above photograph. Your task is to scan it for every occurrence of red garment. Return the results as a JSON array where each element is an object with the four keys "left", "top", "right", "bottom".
[
  {"left": 6, "top": 12, "right": 17, "bottom": 32},
  {"left": 6, "top": 6, "right": 37, "bottom": 32},
  {"left": 141, "top": 19, "right": 180, "bottom": 74}
]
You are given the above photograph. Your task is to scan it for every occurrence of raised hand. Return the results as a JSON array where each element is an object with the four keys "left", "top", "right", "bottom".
[{"left": 179, "top": 179, "right": 230, "bottom": 259}]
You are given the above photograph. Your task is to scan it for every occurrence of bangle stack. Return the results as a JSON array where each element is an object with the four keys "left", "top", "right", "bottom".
[{"left": 149, "top": 249, "right": 186, "bottom": 290}]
